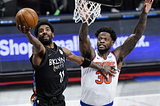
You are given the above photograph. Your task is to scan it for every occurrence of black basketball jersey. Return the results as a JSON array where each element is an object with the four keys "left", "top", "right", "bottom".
[{"left": 30, "top": 43, "right": 68, "bottom": 99}]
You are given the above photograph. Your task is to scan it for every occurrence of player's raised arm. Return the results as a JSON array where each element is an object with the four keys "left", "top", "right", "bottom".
[
  {"left": 79, "top": 23, "right": 95, "bottom": 59},
  {"left": 16, "top": 8, "right": 44, "bottom": 59},
  {"left": 17, "top": 24, "right": 45, "bottom": 57},
  {"left": 62, "top": 47, "right": 116, "bottom": 79},
  {"left": 77, "top": 1, "right": 95, "bottom": 59},
  {"left": 114, "top": 0, "right": 154, "bottom": 61},
  {"left": 17, "top": 25, "right": 40, "bottom": 45}
]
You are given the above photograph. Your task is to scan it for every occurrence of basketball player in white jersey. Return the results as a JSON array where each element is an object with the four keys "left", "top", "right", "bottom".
[{"left": 78, "top": 0, "right": 153, "bottom": 105}]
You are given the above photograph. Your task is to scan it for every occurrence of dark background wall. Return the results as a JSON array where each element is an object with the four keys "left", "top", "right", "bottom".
[
  {"left": 0, "top": 1, "right": 160, "bottom": 84},
  {"left": 0, "top": 15, "right": 160, "bottom": 73}
]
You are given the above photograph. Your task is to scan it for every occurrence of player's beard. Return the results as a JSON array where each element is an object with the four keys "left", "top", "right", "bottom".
[
  {"left": 98, "top": 48, "right": 109, "bottom": 55},
  {"left": 98, "top": 45, "right": 111, "bottom": 55},
  {"left": 39, "top": 35, "right": 52, "bottom": 45}
]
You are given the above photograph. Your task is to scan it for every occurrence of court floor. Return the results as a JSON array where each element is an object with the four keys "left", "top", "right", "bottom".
[{"left": 0, "top": 79, "right": 160, "bottom": 106}]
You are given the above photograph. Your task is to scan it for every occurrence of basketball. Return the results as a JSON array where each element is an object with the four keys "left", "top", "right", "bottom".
[{"left": 15, "top": 8, "right": 38, "bottom": 30}]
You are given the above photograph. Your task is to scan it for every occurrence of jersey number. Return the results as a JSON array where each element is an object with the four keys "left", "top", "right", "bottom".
[
  {"left": 95, "top": 71, "right": 112, "bottom": 84},
  {"left": 59, "top": 70, "right": 65, "bottom": 83}
]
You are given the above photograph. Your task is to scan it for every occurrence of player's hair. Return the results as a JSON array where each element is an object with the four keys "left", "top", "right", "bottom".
[
  {"left": 34, "top": 21, "right": 54, "bottom": 37},
  {"left": 95, "top": 26, "right": 117, "bottom": 41}
]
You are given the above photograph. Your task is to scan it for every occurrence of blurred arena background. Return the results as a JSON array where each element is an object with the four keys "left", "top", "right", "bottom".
[{"left": 0, "top": 0, "right": 160, "bottom": 106}]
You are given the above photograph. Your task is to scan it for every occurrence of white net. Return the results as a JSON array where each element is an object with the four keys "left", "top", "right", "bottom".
[{"left": 73, "top": 0, "right": 101, "bottom": 26}]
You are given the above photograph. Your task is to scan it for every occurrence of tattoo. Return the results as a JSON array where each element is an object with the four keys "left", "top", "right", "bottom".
[
  {"left": 121, "top": 13, "right": 147, "bottom": 57},
  {"left": 122, "top": 35, "right": 138, "bottom": 55},
  {"left": 133, "top": 13, "right": 147, "bottom": 35}
]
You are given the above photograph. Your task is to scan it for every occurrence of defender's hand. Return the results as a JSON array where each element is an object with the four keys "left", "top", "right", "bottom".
[
  {"left": 79, "top": 1, "right": 91, "bottom": 21},
  {"left": 142, "top": 0, "right": 154, "bottom": 14},
  {"left": 101, "top": 65, "right": 117, "bottom": 80}
]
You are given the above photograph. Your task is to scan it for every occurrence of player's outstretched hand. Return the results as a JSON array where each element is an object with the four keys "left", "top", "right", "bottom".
[
  {"left": 79, "top": 0, "right": 91, "bottom": 21},
  {"left": 17, "top": 24, "right": 31, "bottom": 34},
  {"left": 101, "top": 65, "right": 117, "bottom": 80},
  {"left": 142, "top": 0, "right": 154, "bottom": 14}
]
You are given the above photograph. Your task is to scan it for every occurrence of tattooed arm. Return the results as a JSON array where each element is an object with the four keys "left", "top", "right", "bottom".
[
  {"left": 62, "top": 47, "right": 116, "bottom": 78},
  {"left": 113, "top": 0, "right": 154, "bottom": 69}
]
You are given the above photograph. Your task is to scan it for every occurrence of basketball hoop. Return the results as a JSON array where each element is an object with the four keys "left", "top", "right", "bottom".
[
  {"left": 73, "top": 0, "right": 123, "bottom": 26},
  {"left": 89, "top": 0, "right": 123, "bottom": 7},
  {"left": 73, "top": 0, "right": 101, "bottom": 26}
]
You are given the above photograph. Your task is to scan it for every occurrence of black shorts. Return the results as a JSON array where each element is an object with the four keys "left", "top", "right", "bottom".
[{"left": 35, "top": 94, "right": 65, "bottom": 106}]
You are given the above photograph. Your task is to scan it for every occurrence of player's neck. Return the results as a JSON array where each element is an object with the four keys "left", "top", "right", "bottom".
[
  {"left": 46, "top": 42, "right": 54, "bottom": 49},
  {"left": 98, "top": 50, "right": 110, "bottom": 59}
]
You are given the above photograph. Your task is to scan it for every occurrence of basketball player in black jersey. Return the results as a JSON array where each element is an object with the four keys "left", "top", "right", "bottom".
[{"left": 17, "top": 21, "right": 116, "bottom": 106}]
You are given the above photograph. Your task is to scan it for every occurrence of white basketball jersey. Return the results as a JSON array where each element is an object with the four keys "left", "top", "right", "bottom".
[{"left": 81, "top": 50, "right": 120, "bottom": 105}]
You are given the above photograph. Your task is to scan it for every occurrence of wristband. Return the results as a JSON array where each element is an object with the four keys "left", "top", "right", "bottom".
[
  {"left": 100, "top": 65, "right": 104, "bottom": 72},
  {"left": 80, "top": 58, "right": 91, "bottom": 67}
]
